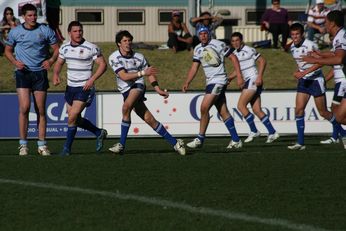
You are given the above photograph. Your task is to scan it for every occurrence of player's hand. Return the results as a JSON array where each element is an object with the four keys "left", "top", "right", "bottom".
[
  {"left": 182, "top": 82, "right": 189, "bottom": 92},
  {"left": 144, "top": 66, "right": 158, "bottom": 76},
  {"left": 237, "top": 78, "right": 245, "bottom": 89},
  {"left": 53, "top": 75, "right": 61, "bottom": 86},
  {"left": 41, "top": 60, "right": 53, "bottom": 70},
  {"left": 156, "top": 88, "right": 169, "bottom": 99},
  {"left": 294, "top": 71, "right": 305, "bottom": 79},
  {"left": 14, "top": 60, "right": 25, "bottom": 70},
  {"left": 301, "top": 55, "right": 316, "bottom": 64},
  {"left": 83, "top": 79, "right": 94, "bottom": 91},
  {"left": 255, "top": 77, "right": 263, "bottom": 86}
]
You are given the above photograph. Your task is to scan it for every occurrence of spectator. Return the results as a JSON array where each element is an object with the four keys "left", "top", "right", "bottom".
[
  {"left": 190, "top": 11, "right": 223, "bottom": 47},
  {"left": 306, "top": 0, "right": 330, "bottom": 42},
  {"left": 0, "top": 7, "right": 20, "bottom": 55},
  {"left": 167, "top": 10, "right": 193, "bottom": 53},
  {"left": 46, "top": 0, "right": 65, "bottom": 42},
  {"left": 261, "top": 0, "right": 290, "bottom": 50}
]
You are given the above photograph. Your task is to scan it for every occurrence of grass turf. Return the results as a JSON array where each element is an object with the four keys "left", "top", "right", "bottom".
[{"left": 0, "top": 137, "right": 345, "bottom": 231}]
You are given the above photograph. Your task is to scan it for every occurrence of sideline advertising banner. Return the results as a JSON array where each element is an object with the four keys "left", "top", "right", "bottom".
[
  {"left": 0, "top": 93, "right": 96, "bottom": 138},
  {"left": 0, "top": 0, "right": 46, "bottom": 23},
  {"left": 99, "top": 91, "right": 339, "bottom": 137}
]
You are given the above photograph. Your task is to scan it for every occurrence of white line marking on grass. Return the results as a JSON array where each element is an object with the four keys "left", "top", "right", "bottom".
[{"left": 0, "top": 178, "right": 333, "bottom": 231}]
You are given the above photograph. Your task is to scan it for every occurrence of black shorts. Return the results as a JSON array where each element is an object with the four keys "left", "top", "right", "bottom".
[
  {"left": 65, "top": 86, "right": 95, "bottom": 107},
  {"left": 15, "top": 69, "right": 49, "bottom": 91}
]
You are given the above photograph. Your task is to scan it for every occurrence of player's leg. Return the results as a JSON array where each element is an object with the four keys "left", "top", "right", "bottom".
[
  {"left": 216, "top": 94, "right": 242, "bottom": 149},
  {"left": 16, "top": 88, "right": 31, "bottom": 155},
  {"left": 238, "top": 88, "right": 260, "bottom": 142},
  {"left": 288, "top": 92, "right": 310, "bottom": 150},
  {"left": 251, "top": 95, "right": 279, "bottom": 143},
  {"left": 134, "top": 102, "right": 185, "bottom": 155}
]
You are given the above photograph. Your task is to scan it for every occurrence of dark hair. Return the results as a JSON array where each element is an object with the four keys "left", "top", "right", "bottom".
[
  {"left": 21, "top": 3, "right": 37, "bottom": 16},
  {"left": 327, "top": 10, "right": 344, "bottom": 28},
  {"left": 200, "top": 11, "right": 211, "bottom": 17},
  {"left": 115, "top": 30, "right": 133, "bottom": 47},
  {"left": 290, "top": 22, "right": 305, "bottom": 34},
  {"left": 272, "top": 0, "right": 280, "bottom": 3},
  {"left": 2, "top": 7, "right": 17, "bottom": 24},
  {"left": 68, "top": 21, "right": 83, "bottom": 32},
  {"left": 231, "top": 32, "right": 243, "bottom": 41}
]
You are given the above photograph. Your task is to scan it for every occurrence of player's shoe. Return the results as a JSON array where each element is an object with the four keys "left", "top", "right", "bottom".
[
  {"left": 60, "top": 148, "right": 70, "bottom": 156},
  {"left": 174, "top": 139, "right": 186, "bottom": 155},
  {"left": 37, "top": 145, "right": 51, "bottom": 156},
  {"left": 96, "top": 129, "right": 108, "bottom": 152},
  {"left": 287, "top": 143, "right": 306, "bottom": 150},
  {"left": 342, "top": 136, "right": 346, "bottom": 150},
  {"left": 226, "top": 140, "right": 243, "bottom": 149},
  {"left": 266, "top": 132, "right": 280, "bottom": 143},
  {"left": 109, "top": 143, "right": 124, "bottom": 154},
  {"left": 186, "top": 138, "right": 203, "bottom": 148},
  {"left": 320, "top": 137, "right": 339, "bottom": 144},
  {"left": 244, "top": 131, "right": 260, "bottom": 143},
  {"left": 18, "top": 144, "right": 29, "bottom": 156}
]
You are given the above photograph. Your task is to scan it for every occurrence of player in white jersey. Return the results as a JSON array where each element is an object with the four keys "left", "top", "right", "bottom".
[
  {"left": 108, "top": 30, "right": 185, "bottom": 155},
  {"left": 287, "top": 22, "right": 345, "bottom": 150},
  {"left": 182, "top": 26, "right": 242, "bottom": 149},
  {"left": 229, "top": 32, "right": 279, "bottom": 144},
  {"left": 302, "top": 10, "right": 346, "bottom": 148},
  {"left": 53, "top": 21, "right": 108, "bottom": 155}
]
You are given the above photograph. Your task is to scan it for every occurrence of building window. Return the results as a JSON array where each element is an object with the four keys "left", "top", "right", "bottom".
[
  {"left": 117, "top": 10, "right": 145, "bottom": 25},
  {"left": 158, "top": 10, "right": 185, "bottom": 25},
  {"left": 75, "top": 9, "right": 104, "bottom": 25},
  {"left": 246, "top": 9, "right": 265, "bottom": 25}
]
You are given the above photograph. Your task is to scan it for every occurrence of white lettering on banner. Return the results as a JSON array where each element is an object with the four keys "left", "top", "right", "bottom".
[
  {"left": 47, "top": 102, "right": 59, "bottom": 121},
  {"left": 99, "top": 91, "right": 341, "bottom": 137}
]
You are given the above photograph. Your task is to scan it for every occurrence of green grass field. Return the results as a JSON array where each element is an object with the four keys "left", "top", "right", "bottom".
[{"left": 0, "top": 137, "right": 345, "bottom": 231}]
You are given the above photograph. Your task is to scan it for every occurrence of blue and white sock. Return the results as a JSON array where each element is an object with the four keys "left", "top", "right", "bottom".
[
  {"left": 120, "top": 120, "right": 131, "bottom": 147},
  {"left": 260, "top": 115, "right": 276, "bottom": 135},
  {"left": 225, "top": 116, "right": 240, "bottom": 142},
  {"left": 37, "top": 140, "right": 47, "bottom": 148},
  {"left": 245, "top": 113, "right": 258, "bottom": 133},
  {"left": 64, "top": 126, "right": 77, "bottom": 152},
  {"left": 154, "top": 122, "right": 177, "bottom": 146},
  {"left": 78, "top": 118, "right": 101, "bottom": 137},
  {"left": 296, "top": 115, "right": 305, "bottom": 145}
]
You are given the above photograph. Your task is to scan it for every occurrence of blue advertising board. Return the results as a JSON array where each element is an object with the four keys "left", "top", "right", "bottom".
[{"left": 0, "top": 93, "right": 97, "bottom": 138}]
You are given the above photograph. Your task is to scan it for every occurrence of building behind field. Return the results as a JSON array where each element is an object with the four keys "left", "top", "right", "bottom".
[{"left": 57, "top": 0, "right": 344, "bottom": 43}]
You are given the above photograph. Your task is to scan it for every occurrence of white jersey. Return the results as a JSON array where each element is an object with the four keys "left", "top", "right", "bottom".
[
  {"left": 307, "top": 5, "right": 330, "bottom": 26},
  {"left": 58, "top": 40, "right": 101, "bottom": 87},
  {"left": 232, "top": 45, "right": 260, "bottom": 80},
  {"left": 109, "top": 50, "right": 147, "bottom": 93},
  {"left": 290, "top": 39, "right": 323, "bottom": 80},
  {"left": 331, "top": 28, "right": 346, "bottom": 83},
  {"left": 193, "top": 39, "right": 233, "bottom": 85}
]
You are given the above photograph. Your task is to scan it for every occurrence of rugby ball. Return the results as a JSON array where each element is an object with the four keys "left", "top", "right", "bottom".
[{"left": 202, "top": 47, "right": 221, "bottom": 67}]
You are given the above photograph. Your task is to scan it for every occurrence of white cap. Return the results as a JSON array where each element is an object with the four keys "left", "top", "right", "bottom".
[{"left": 316, "top": 0, "right": 324, "bottom": 4}]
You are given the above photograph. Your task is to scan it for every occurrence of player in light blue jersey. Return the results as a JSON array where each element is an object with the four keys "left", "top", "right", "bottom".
[
  {"left": 53, "top": 21, "right": 108, "bottom": 155},
  {"left": 108, "top": 30, "right": 186, "bottom": 155},
  {"left": 182, "top": 26, "right": 243, "bottom": 150},
  {"left": 4, "top": 4, "right": 59, "bottom": 156},
  {"left": 302, "top": 10, "right": 346, "bottom": 149},
  {"left": 287, "top": 22, "right": 345, "bottom": 150},
  {"left": 229, "top": 32, "right": 279, "bottom": 144}
]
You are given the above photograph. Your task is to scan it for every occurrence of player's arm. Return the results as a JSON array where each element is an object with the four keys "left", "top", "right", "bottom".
[
  {"left": 52, "top": 57, "right": 65, "bottom": 86},
  {"left": 325, "top": 68, "right": 334, "bottom": 82},
  {"left": 117, "top": 66, "right": 158, "bottom": 81},
  {"left": 302, "top": 49, "right": 345, "bottom": 66},
  {"left": 228, "top": 53, "right": 244, "bottom": 89},
  {"left": 4, "top": 45, "right": 25, "bottom": 70},
  {"left": 42, "top": 43, "right": 59, "bottom": 70},
  {"left": 293, "top": 63, "right": 322, "bottom": 79},
  {"left": 256, "top": 55, "right": 266, "bottom": 86},
  {"left": 84, "top": 55, "right": 107, "bottom": 91},
  {"left": 147, "top": 74, "right": 169, "bottom": 99},
  {"left": 182, "top": 61, "right": 200, "bottom": 92}
]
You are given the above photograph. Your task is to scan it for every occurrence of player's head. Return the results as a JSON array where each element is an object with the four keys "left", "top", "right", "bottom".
[
  {"left": 290, "top": 23, "right": 304, "bottom": 45},
  {"left": 115, "top": 30, "right": 133, "bottom": 47},
  {"left": 197, "top": 26, "right": 211, "bottom": 45},
  {"left": 68, "top": 21, "right": 84, "bottom": 43},
  {"left": 230, "top": 32, "right": 244, "bottom": 49},
  {"left": 21, "top": 4, "right": 37, "bottom": 26},
  {"left": 200, "top": 11, "right": 212, "bottom": 25},
  {"left": 326, "top": 10, "right": 344, "bottom": 34}
]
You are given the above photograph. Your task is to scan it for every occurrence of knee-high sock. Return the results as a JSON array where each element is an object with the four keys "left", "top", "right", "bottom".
[
  {"left": 245, "top": 113, "right": 258, "bottom": 133},
  {"left": 329, "top": 115, "right": 345, "bottom": 139},
  {"left": 224, "top": 117, "right": 240, "bottom": 142},
  {"left": 64, "top": 126, "right": 77, "bottom": 151},
  {"left": 154, "top": 122, "right": 177, "bottom": 146},
  {"left": 296, "top": 115, "right": 305, "bottom": 145},
  {"left": 120, "top": 120, "right": 131, "bottom": 146},
  {"left": 78, "top": 118, "right": 101, "bottom": 136},
  {"left": 260, "top": 114, "right": 276, "bottom": 135}
]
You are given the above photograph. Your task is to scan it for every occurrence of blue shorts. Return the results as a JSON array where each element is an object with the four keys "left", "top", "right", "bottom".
[
  {"left": 297, "top": 78, "right": 325, "bottom": 97},
  {"left": 332, "top": 81, "right": 346, "bottom": 105},
  {"left": 122, "top": 83, "right": 147, "bottom": 102},
  {"left": 243, "top": 79, "right": 263, "bottom": 95},
  {"left": 64, "top": 86, "right": 95, "bottom": 107},
  {"left": 205, "top": 83, "right": 227, "bottom": 101},
  {"left": 15, "top": 69, "right": 49, "bottom": 91}
]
